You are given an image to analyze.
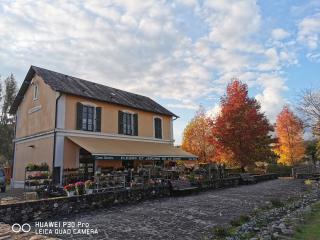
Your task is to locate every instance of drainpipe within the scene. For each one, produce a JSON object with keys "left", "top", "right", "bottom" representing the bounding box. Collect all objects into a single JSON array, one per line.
[
  {"left": 11, "top": 114, "right": 18, "bottom": 188},
  {"left": 52, "top": 92, "right": 62, "bottom": 184}
]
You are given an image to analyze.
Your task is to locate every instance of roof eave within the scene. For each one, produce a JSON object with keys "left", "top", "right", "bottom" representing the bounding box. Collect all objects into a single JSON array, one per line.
[{"left": 9, "top": 66, "right": 36, "bottom": 114}]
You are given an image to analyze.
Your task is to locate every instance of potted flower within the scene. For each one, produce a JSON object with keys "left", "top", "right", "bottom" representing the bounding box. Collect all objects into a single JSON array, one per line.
[
  {"left": 64, "top": 184, "right": 75, "bottom": 197},
  {"left": 85, "top": 180, "right": 95, "bottom": 194},
  {"left": 75, "top": 181, "right": 85, "bottom": 195}
]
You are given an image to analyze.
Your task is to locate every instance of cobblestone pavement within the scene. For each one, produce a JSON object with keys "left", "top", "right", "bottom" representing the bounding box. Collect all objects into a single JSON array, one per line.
[{"left": 53, "top": 179, "right": 307, "bottom": 240}]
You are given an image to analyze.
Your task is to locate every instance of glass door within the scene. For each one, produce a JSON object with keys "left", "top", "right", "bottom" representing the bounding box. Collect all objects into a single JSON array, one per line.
[{"left": 79, "top": 148, "right": 95, "bottom": 180}]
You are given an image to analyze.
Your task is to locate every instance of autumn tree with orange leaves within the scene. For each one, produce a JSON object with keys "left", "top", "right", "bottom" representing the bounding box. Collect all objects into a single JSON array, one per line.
[
  {"left": 182, "top": 106, "right": 214, "bottom": 163},
  {"left": 275, "top": 106, "right": 305, "bottom": 166},
  {"left": 211, "top": 80, "right": 274, "bottom": 170}
]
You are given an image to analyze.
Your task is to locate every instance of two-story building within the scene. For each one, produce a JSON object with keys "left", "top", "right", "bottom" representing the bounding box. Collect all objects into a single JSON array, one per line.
[{"left": 10, "top": 66, "right": 196, "bottom": 187}]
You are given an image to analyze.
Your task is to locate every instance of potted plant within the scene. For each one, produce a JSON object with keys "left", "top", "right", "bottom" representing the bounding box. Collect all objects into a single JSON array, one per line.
[
  {"left": 75, "top": 181, "right": 85, "bottom": 195},
  {"left": 85, "top": 180, "right": 94, "bottom": 194},
  {"left": 64, "top": 184, "right": 75, "bottom": 197}
]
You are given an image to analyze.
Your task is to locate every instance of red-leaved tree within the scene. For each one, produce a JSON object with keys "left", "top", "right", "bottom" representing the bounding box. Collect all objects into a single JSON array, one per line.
[{"left": 211, "top": 80, "right": 274, "bottom": 170}]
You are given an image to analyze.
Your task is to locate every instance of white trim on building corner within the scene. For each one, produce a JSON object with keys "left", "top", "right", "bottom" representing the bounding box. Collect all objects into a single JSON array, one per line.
[
  {"left": 14, "top": 131, "right": 55, "bottom": 143},
  {"left": 14, "top": 128, "right": 174, "bottom": 144},
  {"left": 57, "top": 129, "right": 174, "bottom": 144},
  {"left": 56, "top": 94, "right": 66, "bottom": 129}
]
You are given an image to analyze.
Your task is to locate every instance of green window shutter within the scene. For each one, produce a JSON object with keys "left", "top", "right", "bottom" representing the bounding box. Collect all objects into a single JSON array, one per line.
[
  {"left": 133, "top": 113, "right": 138, "bottom": 136},
  {"left": 118, "top": 111, "right": 124, "bottom": 134},
  {"left": 96, "top": 107, "right": 101, "bottom": 132},
  {"left": 76, "top": 102, "right": 83, "bottom": 130}
]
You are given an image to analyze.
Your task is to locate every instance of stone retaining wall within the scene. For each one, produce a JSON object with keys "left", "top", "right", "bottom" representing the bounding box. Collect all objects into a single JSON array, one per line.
[
  {"left": 253, "top": 173, "right": 278, "bottom": 182},
  {"left": 0, "top": 186, "right": 171, "bottom": 224},
  {"left": 0, "top": 174, "right": 278, "bottom": 224}
]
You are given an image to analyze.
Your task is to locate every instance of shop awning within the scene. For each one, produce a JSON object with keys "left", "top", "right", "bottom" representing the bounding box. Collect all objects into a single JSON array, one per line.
[{"left": 68, "top": 136, "right": 197, "bottom": 161}]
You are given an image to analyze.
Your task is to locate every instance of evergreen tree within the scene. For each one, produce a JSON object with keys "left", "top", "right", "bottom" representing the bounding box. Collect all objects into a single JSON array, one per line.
[
  {"left": 0, "top": 76, "right": 2, "bottom": 104},
  {"left": 1, "top": 74, "right": 17, "bottom": 124},
  {"left": 0, "top": 74, "right": 17, "bottom": 166}
]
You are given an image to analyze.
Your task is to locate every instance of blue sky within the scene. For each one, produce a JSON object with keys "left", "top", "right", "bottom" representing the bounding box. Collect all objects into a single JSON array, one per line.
[{"left": 0, "top": 0, "right": 319, "bottom": 144}]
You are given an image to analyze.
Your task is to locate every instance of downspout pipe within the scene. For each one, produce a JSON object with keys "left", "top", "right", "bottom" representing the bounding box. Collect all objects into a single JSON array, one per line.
[
  {"left": 11, "top": 114, "right": 18, "bottom": 188},
  {"left": 52, "top": 92, "right": 62, "bottom": 185}
]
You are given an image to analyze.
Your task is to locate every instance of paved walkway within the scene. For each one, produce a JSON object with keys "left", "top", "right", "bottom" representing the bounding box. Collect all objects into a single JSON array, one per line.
[
  {"left": 0, "top": 187, "right": 25, "bottom": 203},
  {"left": 55, "top": 178, "right": 307, "bottom": 240}
]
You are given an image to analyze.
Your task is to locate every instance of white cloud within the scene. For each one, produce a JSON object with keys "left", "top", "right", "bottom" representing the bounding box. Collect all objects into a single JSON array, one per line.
[
  {"left": 271, "top": 28, "right": 290, "bottom": 40},
  {"left": 0, "top": 0, "right": 298, "bottom": 128},
  {"left": 257, "top": 48, "right": 280, "bottom": 71},
  {"left": 176, "top": 0, "right": 198, "bottom": 7},
  {"left": 307, "top": 52, "right": 320, "bottom": 62},
  {"left": 206, "top": 104, "right": 221, "bottom": 118},
  {"left": 297, "top": 13, "right": 320, "bottom": 49},
  {"left": 255, "top": 74, "right": 288, "bottom": 122},
  {"left": 203, "top": 0, "right": 261, "bottom": 51},
  {"left": 167, "top": 103, "right": 199, "bottom": 110}
]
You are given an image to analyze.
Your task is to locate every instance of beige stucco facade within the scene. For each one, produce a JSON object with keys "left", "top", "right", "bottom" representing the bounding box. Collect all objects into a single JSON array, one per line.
[
  {"left": 64, "top": 94, "right": 173, "bottom": 140},
  {"left": 15, "top": 74, "right": 57, "bottom": 139},
  {"left": 13, "top": 137, "right": 54, "bottom": 183},
  {"left": 63, "top": 138, "right": 80, "bottom": 169}
]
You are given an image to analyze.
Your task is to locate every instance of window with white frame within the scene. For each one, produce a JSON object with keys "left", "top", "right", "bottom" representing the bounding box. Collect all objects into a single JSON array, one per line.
[
  {"left": 118, "top": 111, "right": 138, "bottom": 136},
  {"left": 154, "top": 117, "right": 162, "bottom": 139},
  {"left": 76, "top": 102, "right": 102, "bottom": 132},
  {"left": 33, "top": 83, "right": 39, "bottom": 100}
]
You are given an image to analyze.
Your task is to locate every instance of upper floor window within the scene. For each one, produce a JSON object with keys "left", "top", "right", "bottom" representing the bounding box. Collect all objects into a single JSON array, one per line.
[
  {"left": 118, "top": 111, "right": 138, "bottom": 136},
  {"left": 154, "top": 117, "right": 162, "bottom": 139},
  {"left": 82, "top": 105, "right": 94, "bottom": 131},
  {"left": 33, "top": 83, "right": 39, "bottom": 100},
  {"left": 76, "top": 102, "right": 101, "bottom": 132}
]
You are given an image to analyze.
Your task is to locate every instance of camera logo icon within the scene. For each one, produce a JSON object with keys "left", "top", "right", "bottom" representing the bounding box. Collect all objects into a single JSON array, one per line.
[{"left": 11, "top": 223, "right": 31, "bottom": 233}]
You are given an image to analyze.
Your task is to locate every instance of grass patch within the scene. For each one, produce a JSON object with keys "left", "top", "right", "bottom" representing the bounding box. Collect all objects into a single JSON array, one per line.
[
  {"left": 230, "top": 215, "right": 250, "bottom": 227},
  {"left": 270, "top": 198, "right": 285, "bottom": 208},
  {"left": 292, "top": 202, "right": 320, "bottom": 240},
  {"left": 212, "top": 226, "right": 229, "bottom": 239},
  {"left": 211, "top": 225, "right": 237, "bottom": 239}
]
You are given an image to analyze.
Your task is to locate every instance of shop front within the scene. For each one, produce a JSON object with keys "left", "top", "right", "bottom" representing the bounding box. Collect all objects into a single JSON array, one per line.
[{"left": 63, "top": 136, "right": 196, "bottom": 185}]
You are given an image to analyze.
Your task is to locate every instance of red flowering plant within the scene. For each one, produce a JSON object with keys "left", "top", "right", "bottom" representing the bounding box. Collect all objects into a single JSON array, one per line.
[
  {"left": 75, "top": 181, "right": 85, "bottom": 195},
  {"left": 64, "top": 184, "right": 75, "bottom": 192}
]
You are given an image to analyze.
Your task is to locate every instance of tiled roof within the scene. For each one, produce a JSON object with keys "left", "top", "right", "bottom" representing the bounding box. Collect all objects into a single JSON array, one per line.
[{"left": 10, "top": 66, "right": 178, "bottom": 117}]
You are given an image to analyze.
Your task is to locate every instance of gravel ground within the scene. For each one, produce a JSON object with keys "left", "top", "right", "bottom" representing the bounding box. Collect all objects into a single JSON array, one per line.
[
  {"left": 0, "top": 187, "right": 25, "bottom": 201},
  {"left": 53, "top": 178, "right": 307, "bottom": 240}
]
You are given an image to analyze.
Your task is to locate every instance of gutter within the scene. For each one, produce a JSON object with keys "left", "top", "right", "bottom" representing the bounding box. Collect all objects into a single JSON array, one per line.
[{"left": 52, "top": 92, "right": 62, "bottom": 184}]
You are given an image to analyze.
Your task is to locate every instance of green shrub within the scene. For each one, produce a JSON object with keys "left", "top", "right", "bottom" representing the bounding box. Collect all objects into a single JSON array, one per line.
[
  {"left": 266, "top": 164, "right": 292, "bottom": 177},
  {"left": 26, "top": 163, "right": 49, "bottom": 171},
  {"left": 212, "top": 226, "right": 229, "bottom": 238}
]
